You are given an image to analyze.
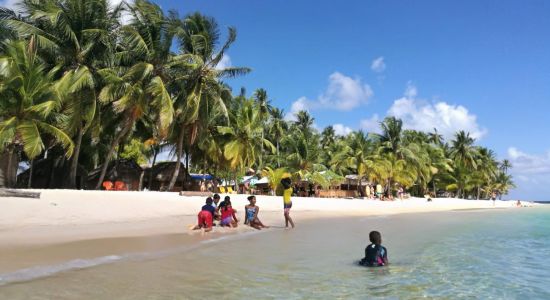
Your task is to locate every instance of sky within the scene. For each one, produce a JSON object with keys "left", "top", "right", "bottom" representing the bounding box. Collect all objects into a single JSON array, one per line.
[{"left": 2, "top": 0, "right": 549, "bottom": 200}]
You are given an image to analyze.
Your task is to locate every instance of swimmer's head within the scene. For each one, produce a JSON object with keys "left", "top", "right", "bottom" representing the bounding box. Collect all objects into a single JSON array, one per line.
[
  {"left": 213, "top": 193, "right": 220, "bottom": 202},
  {"left": 247, "top": 195, "right": 256, "bottom": 204},
  {"left": 369, "top": 231, "right": 382, "bottom": 245}
]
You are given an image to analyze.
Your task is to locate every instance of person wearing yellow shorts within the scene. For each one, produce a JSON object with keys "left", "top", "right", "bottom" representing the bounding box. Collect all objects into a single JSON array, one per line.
[{"left": 281, "top": 175, "right": 295, "bottom": 228}]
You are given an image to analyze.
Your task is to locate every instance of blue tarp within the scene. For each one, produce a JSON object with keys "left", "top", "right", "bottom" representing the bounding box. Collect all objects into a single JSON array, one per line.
[{"left": 190, "top": 174, "right": 213, "bottom": 180}]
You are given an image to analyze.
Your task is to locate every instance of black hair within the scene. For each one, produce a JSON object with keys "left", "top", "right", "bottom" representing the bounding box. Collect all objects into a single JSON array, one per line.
[
  {"left": 206, "top": 197, "right": 213, "bottom": 204},
  {"left": 369, "top": 231, "right": 382, "bottom": 245},
  {"left": 224, "top": 196, "right": 230, "bottom": 201},
  {"left": 213, "top": 193, "right": 220, "bottom": 200},
  {"left": 247, "top": 195, "right": 255, "bottom": 201},
  {"left": 281, "top": 177, "right": 292, "bottom": 189}
]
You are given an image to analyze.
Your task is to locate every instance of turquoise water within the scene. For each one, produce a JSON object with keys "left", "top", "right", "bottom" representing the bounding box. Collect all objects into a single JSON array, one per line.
[{"left": 1, "top": 207, "right": 549, "bottom": 299}]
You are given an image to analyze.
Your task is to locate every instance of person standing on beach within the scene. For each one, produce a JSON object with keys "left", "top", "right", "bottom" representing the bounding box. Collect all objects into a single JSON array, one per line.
[{"left": 280, "top": 175, "right": 295, "bottom": 228}]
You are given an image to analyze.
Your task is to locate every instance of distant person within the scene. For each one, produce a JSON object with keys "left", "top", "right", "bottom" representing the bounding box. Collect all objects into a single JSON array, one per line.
[
  {"left": 200, "top": 181, "right": 206, "bottom": 192},
  {"left": 376, "top": 184, "right": 383, "bottom": 199},
  {"left": 245, "top": 195, "right": 268, "bottom": 230},
  {"left": 365, "top": 185, "right": 371, "bottom": 199},
  {"left": 516, "top": 200, "right": 522, "bottom": 207},
  {"left": 359, "top": 231, "right": 389, "bottom": 267},
  {"left": 398, "top": 186, "right": 404, "bottom": 201},
  {"left": 220, "top": 198, "right": 239, "bottom": 227},
  {"left": 281, "top": 176, "right": 295, "bottom": 229},
  {"left": 193, "top": 197, "right": 215, "bottom": 232},
  {"left": 207, "top": 181, "right": 213, "bottom": 192}
]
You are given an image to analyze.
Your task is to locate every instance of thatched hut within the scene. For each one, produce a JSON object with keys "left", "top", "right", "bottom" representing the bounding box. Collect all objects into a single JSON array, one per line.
[
  {"left": 17, "top": 158, "right": 88, "bottom": 189},
  {"left": 86, "top": 159, "right": 143, "bottom": 191},
  {"left": 142, "top": 162, "right": 189, "bottom": 192}
]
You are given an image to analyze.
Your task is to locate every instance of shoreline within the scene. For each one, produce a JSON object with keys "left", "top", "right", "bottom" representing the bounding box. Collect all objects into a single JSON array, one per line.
[{"left": 0, "top": 189, "right": 534, "bottom": 274}]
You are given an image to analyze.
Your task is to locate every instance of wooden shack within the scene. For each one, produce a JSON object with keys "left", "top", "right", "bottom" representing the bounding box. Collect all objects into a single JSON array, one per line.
[
  {"left": 86, "top": 159, "right": 143, "bottom": 191},
  {"left": 142, "top": 162, "right": 189, "bottom": 192}
]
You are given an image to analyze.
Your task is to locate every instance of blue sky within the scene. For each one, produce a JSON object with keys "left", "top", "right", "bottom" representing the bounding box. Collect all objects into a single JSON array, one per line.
[{"left": 3, "top": 0, "right": 549, "bottom": 200}]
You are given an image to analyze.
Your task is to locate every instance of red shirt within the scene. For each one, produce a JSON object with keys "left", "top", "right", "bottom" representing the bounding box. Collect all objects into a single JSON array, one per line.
[{"left": 220, "top": 206, "right": 235, "bottom": 220}]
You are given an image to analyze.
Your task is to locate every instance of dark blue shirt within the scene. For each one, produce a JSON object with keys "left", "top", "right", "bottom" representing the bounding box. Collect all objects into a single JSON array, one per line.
[
  {"left": 361, "top": 244, "right": 388, "bottom": 267},
  {"left": 201, "top": 204, "right": 215, "bottom": 217}
]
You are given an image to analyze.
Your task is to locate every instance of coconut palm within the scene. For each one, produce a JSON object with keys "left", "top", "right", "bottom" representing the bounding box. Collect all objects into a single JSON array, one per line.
[
  {"left": 253, "top": 88, "right": 271, "bottom": 171},
  {"left": 4, "top": 0, "right": 122, "bottom": 188},
  {"left": 0, "top": 40, "right": 74, "bottom": 187},
  {"left": 217, "top": 98, "right": 275, "bottom": 182},
  {"left": 267, "top": 107, "right": 287, "bottom": 167},
  {"left": 450, "top": 131, "right": 478, "bottom": 170},
  {"left": 94, "top": 0, "right": 179, "bottom": 189},
  {"left": 500, "top": 159, "right": 512, "bottom": 174},
  {"left": 166, "top": 12, "right": 251, "bottom": 191}
]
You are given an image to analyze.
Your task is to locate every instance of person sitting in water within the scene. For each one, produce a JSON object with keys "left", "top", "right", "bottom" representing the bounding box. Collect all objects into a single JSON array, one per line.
[
  {"left": 192, "top": 197, "right": 216, "bottom": 232},
  {"left": 212, "top": 193, "right": 221, "bottom": 220},
  {"left": 220, "top": 197, "right": 239, "bottom": 227},
  {"left": 360, "top": 231, "right": 389, "bottom": 267},
  {"left": 244, "top": 195, "right": 268, "bottom": 230}
]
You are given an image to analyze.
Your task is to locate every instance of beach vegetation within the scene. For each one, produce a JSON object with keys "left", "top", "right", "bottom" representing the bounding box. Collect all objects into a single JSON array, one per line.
[{"left": 0, "top": 0, "right": 514, "bottom": 198}]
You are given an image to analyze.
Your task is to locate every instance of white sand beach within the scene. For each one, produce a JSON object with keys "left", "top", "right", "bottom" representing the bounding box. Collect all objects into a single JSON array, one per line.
[{"left": 0, "top": 189, "right": 524, "bottom": 248}]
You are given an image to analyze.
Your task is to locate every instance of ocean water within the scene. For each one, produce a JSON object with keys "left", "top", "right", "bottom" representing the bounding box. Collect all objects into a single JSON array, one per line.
[{"left": 1, "top": 207, "right": 549, "bottom": 299}]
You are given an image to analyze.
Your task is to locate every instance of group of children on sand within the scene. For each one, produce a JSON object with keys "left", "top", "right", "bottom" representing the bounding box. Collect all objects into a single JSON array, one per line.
[
  {"left": 193, "top": 178, "right": 388, "bottom": 267},
  {"left": 193, "top": 194, "right": 239, "bottom": 232}
]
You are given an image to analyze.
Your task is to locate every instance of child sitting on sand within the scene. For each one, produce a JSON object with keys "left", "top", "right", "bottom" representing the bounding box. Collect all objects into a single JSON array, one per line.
[
  {"left": 244, "top": 196, "right": 268, "bottom": 230},
  {"left": 220, "top": 197, "right": 239, "bottom": 227},
  {"left": 192, "top": 197, "right": 215, "bottom": 232},
  {"left": 359, "top": 231, "right": 388, "bottom": 267}
]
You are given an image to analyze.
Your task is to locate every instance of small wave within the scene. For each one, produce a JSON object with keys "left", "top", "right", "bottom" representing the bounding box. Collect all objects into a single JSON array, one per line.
[
  {"left": 0, "top": 255, "right": 122, "bottom": 286},
  {"left": 0, "top": 229, "right": 264, "bottom": 286}
]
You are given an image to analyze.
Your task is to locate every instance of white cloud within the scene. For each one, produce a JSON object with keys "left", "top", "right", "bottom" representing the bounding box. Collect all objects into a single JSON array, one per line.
[
  {"left": 0, "top": 0, "right": 21, "bottom": 11},
  {"left": 215, "top": 54, "right": 232, "bottom": 70},
  {"left": 333, "top": 124, "right": 353, "bottom": 136},
  {"left": 359, "top": 114, "right": 382, "bottom": 134},
  {"left": 285, "top": 96, "right": 309, "bottom": 121},
  {"left": 386, "top": 83, "right": 486, "bottom": 140},
  {"left": 507, "top": 148, "right": 550, "bottom": 176},
  {"left": 371, "top": 56, "right": 386, "bottom": 73},
  {"left": 505, "top": 147, "right": 550, "bottom": 200},
  {"left": 287, "top": 72, "right": 373, "bottom": 119}
]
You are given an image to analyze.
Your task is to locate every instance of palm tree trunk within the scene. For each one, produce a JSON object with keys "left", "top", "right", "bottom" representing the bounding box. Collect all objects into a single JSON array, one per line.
[
  {"left": 69, "top": 128, "right": 84, "bottom": 189},
  {"left": 259, "top": 130, "right": 264, "bottom": 171},
  {"left": 138, "top": 170, "right": 145, "bottom": 191},
  {"left": 147, "top": 147, "right": 158, "bottom": 190},
  {"left": 6, "top": 147, "right": 13, "bottom": 188},
  {"left": 167, "top": 124, "right": 185, "bottom": 192},
  {"left": 276, "top": 140, "right": 280, "bottom": 168},
  {"left": 6, "top": 147, "right": 16, "bottom": 188},
  {"left": 95, "top": 124, "right": 130, "bottom": 190},
  {"left": 28, "top": 159, "right": 34, "bottom": 188}
]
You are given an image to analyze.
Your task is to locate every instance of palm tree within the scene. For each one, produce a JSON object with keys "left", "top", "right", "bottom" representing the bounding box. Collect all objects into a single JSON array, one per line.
[
  {"left": 5, "top": 0, "right": 123, "bottom": 188},
  {"left": 375, "top": 116, "right": 403, "bottom": 155},
  {"left": 94, "top": 0, "right": 178, "bottom": 189},
  {"left": 253, "top": 88, "right": 271, "bottom": 171},
  {"left": 500, "top": 159, "right": 512, "bottom": 174},
  {"left": 294, "top": 110, "right": 315, "bottom": 138},
  {"left": 167, "top": 12, "right": 251, "bottom": 191},
  {"left": 450, "top": 131, "right": 478, "bottom": 170},
  {"left": 0, "top": 40, "right": 74, "bottom": 187},
  {"left": 217, "top": 98, "right": 274, "bottom": 184},
  {"left": 268, "top": 107, "right": 287, "bottom": 167},
  {"left": 428, "top": 128, "right": 444, "bottom": 146}
]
